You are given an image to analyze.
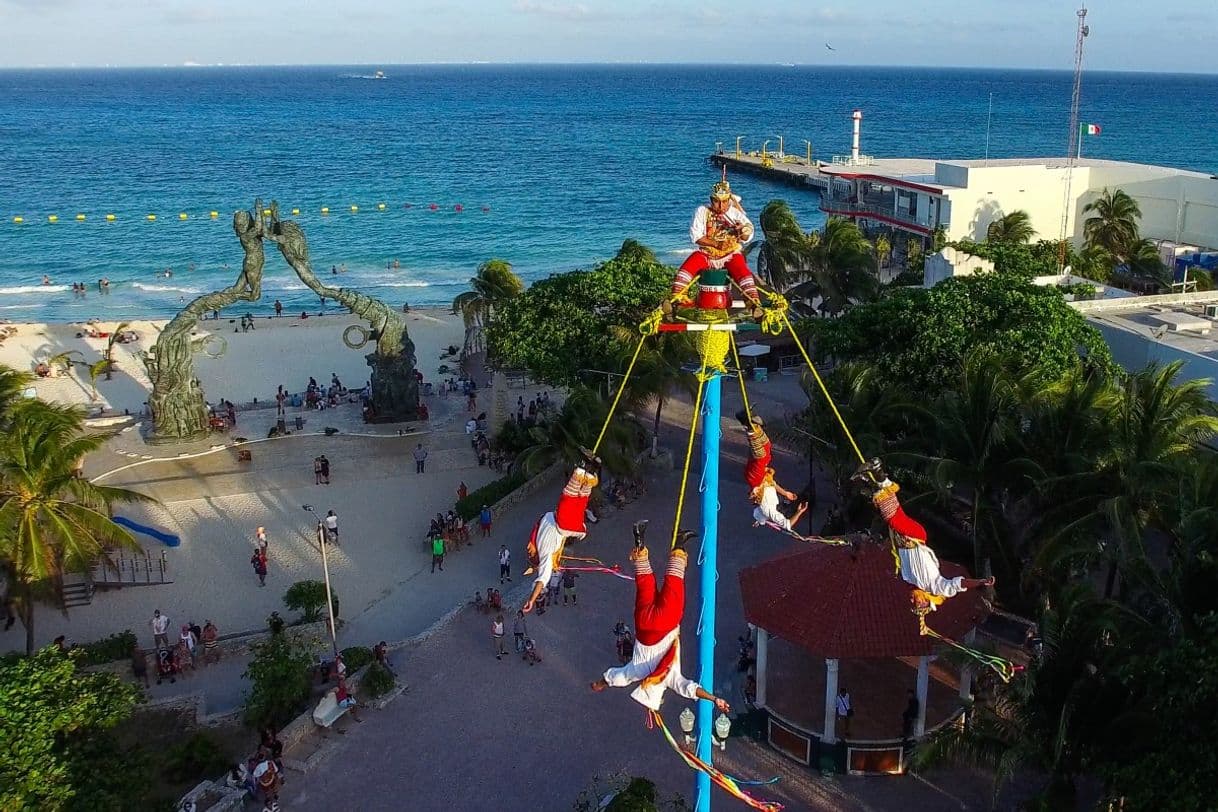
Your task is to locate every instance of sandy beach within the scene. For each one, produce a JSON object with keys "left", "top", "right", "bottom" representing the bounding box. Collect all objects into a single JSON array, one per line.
[{"left": 0, "top": 306, "right": 467, "bottom": 415}]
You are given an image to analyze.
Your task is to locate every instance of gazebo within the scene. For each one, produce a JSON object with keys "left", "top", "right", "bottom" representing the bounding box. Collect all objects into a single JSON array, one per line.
[{"left": 738, "top": 540, "right": 989, "bottom": 774}]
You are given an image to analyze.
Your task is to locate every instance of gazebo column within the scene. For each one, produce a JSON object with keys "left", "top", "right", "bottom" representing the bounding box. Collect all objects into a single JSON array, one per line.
[
  {"left": 914, "top": 655, "right": 932, "bottom": 738},
  {"left": 959, "top": 629, "right": 976, "bottom": 701},
  {"left": 822, "top": 658, "right": 840, "bottom": 742},
  {"left": 755, "top": 627, "right": 768, "bottom": 708}
]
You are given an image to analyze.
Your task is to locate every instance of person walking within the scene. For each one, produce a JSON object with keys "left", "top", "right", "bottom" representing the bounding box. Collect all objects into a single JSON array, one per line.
[
  {"left": 313, "top": 456, "right": 323, "bottom": 485},
  {"left": 457, "top": 481, "right": 468, "bottom": 501},
  {"left": 430, "top": 533, "right": 445, "bottom": 573},
  {"left": 512, "top": 610, "right": 527, "bottom": 653},
  {"left": 836, "top": 689, "right": 853, "bottom": 737},
  {"left": 498, "top": 544, "right": 511, "bottom": 584},
  {"left": 479, "top": 504, "right": 492, "bottom": 537},
  {"left": 492, "top": 614, "right": 507, "bottom": 660},
  {"left": 201, "top": 620, "right": 220, "bottom": 664},
  {"left": 324, "top": 510, "right": 339, "bottom": 544},
  {"left": 562, "top": 569, "right": 579, "bottom": 605},
  {"left": 413, "top": 443, "right": 428, "bottom": 474},
  {"left": 150, "top": 609, "right": 170, "bottom": 649},
  {"left": 319, "top": 455, "right": 331, "bottom": 484},
  {"left": 252, "top": 548, "right": 268, "bottom": 586}
]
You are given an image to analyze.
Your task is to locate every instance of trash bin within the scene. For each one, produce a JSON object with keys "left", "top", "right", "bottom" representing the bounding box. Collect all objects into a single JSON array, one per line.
[{"left": 295, "top": 416, "right": 304, "bottom": 430}]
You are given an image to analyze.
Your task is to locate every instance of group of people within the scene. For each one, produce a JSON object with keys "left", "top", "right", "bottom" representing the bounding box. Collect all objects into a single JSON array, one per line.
[
  {"left": 489, "top": 609, "right": 542, "bottom": 664},
  {"left": 224, "top": 727, "right": 286, "bottom": 811},
  {"left": 70, "top": 278, "right": 111, "bottom": 296},
  {"left": 513, "top": 392, "right": 553, "bottom": 426},
  {"left": 140, "top": 610, "right": 220, "bottom": 686}
]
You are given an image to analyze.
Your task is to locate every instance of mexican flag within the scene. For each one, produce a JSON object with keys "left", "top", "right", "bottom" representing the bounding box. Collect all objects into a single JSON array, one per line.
[{"left": 1084, "top": 123, "right": 1102, "bottom": 135}]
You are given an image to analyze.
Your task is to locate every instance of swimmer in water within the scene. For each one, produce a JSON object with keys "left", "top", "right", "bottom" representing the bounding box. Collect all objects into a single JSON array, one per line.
[{"left": 42, "top": 275, "right": 51, "bottom": 286}]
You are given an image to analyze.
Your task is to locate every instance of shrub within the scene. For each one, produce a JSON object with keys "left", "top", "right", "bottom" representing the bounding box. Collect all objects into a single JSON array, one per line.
[
  {"left": 455, "top": 472, "right": 526, "bottom": 520},
  {"left": 162, "top": 733, "right": 230, "bottom": 782},
  {"left": 75, "top": 629, "right": 138, "bottom": 665},
  {"left": 283, "top": 580, "right": 339, "bottom": 623},
  {"left": 361, "top": 662, "right": 395, "bottom": 698},
  {"left": 340, "top": 646, "right": 372, "bottom": 672},
  {"left": 242, "top": 634, "right": 314, "bottom": 729}
]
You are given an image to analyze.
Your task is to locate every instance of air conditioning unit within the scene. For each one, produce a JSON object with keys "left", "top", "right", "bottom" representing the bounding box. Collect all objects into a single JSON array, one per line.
[{"left": 1205, "top": 304, "right": 1218, "bottom": 319}]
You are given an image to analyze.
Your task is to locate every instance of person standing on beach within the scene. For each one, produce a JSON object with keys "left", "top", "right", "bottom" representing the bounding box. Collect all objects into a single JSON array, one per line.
[
  {"left": 150, "top": 609, "right": 170, "bottom": 649},
  {"left": 274, "top": 299, "right": 283, "bottom": 317},
  {"left": 319, "top": 455, "right": 331, "bottom": 484},
  {"left": 413, "top": 443, "right": 428, "bottom": 474},
  {"left": 498, "top": 544, "right": 511, "bottom": 583},
  {"left": 431, "top": 534, "right": 445, "bottom": 573}
]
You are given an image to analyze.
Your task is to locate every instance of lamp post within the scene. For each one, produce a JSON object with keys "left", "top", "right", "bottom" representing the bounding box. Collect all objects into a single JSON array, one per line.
[
  {"left": 735, "top": 135, "right": 745, "bottom": 158},
  {"left": 302, "top": 505, "right": 339, "bottom": 658},
  {"left": 776, "top": 136, "right": 784, "bottom": 159},
  {"left": 713, "top": 712, "right": 732, "bottom": 751},
  {"left": 761, "top": 140, "right": 770, "bottom": 160},
  {"left": 803, "top": 140, "right": 813, "bottom": 166},
  {"left": 715, "top": 141, "right": 723, "bottom": 155}
]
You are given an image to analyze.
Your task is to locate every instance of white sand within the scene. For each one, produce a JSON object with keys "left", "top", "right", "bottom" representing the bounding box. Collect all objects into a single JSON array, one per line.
[{"left": 0, "top": 307, "right": 466, "bottom": 415}]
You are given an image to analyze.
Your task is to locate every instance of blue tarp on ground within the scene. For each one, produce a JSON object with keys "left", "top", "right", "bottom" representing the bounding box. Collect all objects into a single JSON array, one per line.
[{"left": 112, "top": 515, "right": 181, "bottom": 547}]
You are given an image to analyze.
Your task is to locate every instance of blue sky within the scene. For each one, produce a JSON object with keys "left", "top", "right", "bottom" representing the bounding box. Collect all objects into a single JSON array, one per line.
[{"left": 0, "top": 0, "right": 1214, "bottom": 73}]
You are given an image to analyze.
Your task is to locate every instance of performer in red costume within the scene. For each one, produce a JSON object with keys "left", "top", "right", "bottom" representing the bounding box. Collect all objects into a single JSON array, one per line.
[
  {"left": 522, "top": 448, "right": 601, "bottom": 613},
  {"left": 590, "top": 521, "right": 731, "bottom": 713},
  {"left": 859, "top": 461, "right": 994, "bottom": 612},
  {"left": 664, "top": 170, "right": 763, "bottom": 318},
  {"left": 737, "top": 411, "right": 807, "bottom": 532}
]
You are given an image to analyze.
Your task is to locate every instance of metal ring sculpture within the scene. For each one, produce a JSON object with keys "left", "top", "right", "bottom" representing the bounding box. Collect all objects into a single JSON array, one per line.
[{"left": 342, "top": 324, "right": 370, "bottom": 349}]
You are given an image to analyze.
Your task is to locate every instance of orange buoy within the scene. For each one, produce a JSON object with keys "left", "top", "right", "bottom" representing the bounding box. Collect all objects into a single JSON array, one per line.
[
  {"left": 454, "top": 204, "right": 464, "bottom": 212},
  {"left": 428, "top": 203, "right": 438, "bottom": 211}
]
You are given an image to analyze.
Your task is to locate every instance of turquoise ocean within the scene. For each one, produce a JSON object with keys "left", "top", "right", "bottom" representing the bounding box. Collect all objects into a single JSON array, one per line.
[{"left": 1, "top": 65, "right": 1216, "bottom": 321}]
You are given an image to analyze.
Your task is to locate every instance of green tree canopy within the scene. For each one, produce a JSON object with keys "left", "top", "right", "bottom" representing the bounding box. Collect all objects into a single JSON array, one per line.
[
  {"left": 487, "top": 243, "right": 671, "bottom": 386},
  {"left": 811, "top": 273, "right": 1113, "bottom": 392},
  {"left": 451, "top": 258, "right": 525, "bottom": 330},
  {"left": 1084, "top": 188, "right": 1142, "bottom": 263},
  {"left": 985, "top": 210, "right": 1036, "bottom": 244},
  {"left": 0, "top": 646, "right": 141, "bottom": 810}
]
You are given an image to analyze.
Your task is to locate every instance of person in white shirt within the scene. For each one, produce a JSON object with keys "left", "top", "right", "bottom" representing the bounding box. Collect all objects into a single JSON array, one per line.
[
  {"left": 523, "top": 448, "right": 600, "bottom": 613},
  {"left": 179, "top": 624, "right": 197, "bottom": 664},
  {"left": 736, "top": 411, "right": 807, "bottom": 533},
  {"left": 665, "top": 170, "right": 762, "bottom": 317},
  {"left": 323, "top": 510, "right": 339, "bottom": 543},
  {"left": 150, "top": 609, "right": 170, "bottom": 649},
  {"left": 498, "top": 545, "right": 511, "bottom": 584},
  {"left": 836, "top": 689, "right": 853, "bottom": 736},
  {"left": 590, "top": 522, "right": 731, "bottom": 714}
]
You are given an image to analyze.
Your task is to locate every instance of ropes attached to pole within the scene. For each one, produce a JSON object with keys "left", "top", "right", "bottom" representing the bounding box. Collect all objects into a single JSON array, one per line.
[
  {"left": 670, "top": 367, "right": 706, "bottom": 551},
  {"left": 650, "top": 710, "right": 783, "bottom": 812}
]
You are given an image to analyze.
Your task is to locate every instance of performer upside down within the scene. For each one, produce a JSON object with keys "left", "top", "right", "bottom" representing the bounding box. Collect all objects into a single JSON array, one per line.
[
  {"left": 522, "top": 448, "right": 600, "bottom": 613},
  {"left": 860, "top": 461, "right": 994, "bottom": 613},
  {"left": 591, "top": 521, "right": 731, "bottom": 713},
  {"left": 738, "top": 411, "right": 807, "bottom": 533},
  {"left": 664, "top": 171, "right": 763, "bottom": 319}
]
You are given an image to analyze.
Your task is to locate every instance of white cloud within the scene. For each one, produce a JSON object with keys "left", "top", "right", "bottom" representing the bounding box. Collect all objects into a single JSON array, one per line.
[{"left": 512, "top": 1, "right": 604, "bottom": 22}]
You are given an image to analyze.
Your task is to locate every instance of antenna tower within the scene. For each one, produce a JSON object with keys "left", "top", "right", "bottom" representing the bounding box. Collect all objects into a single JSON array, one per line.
[{"left": 1058, "top": 5, "right": 1089, "bottom": 271}]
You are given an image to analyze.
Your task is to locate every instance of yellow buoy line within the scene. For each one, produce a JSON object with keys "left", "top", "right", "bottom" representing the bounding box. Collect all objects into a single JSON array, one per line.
[{"left": 9, "top": 201, "right": 491, "bottom": 225}]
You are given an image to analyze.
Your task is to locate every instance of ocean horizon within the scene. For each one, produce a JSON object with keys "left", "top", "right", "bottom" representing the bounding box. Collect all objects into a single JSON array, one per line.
[{"left": 2, "top": 64, "right": 1216, "bottom": 322}]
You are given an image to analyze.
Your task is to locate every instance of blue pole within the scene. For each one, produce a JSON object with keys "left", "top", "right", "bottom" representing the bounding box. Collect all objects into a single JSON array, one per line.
[{"left": 695, "top": 371, "right": 722, "bottom": 812}]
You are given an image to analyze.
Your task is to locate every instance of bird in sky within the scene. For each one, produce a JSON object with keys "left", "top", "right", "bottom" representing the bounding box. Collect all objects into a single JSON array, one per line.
[{"left": 825, "top": 43, "right": 836, "bottom": 51}]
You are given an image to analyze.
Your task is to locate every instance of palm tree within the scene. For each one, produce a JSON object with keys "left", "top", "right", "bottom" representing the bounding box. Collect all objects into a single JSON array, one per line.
[
  {"left": 1156, "top": 451, "right": 1218, "bottom": 634},
  {"left": 1041, "top": 362, "right": 1218, "bottom": 598},
  {"left": 0, "top": 400, "right": 151, "bottom": 653},
  {"left": 513, "top": 386, "right": 641, "bottom": 479},
  {"left": 610, "top": 328, "right": 696, "bottom": 458},
  {"left": 894, "top": 353, "right": 1028, "bottom": 577},
  {"left": 1083, "top": 188, "right": 1142, "bottom": 262},
  {"left": 985, "top": 210, "right": 1036, "bottom": 244},
  {"left": 916, "top": 583, "right": 1144, "bottom": 809},
  {"left": 743, "top": 200, "right": 810, "bottom": 292},
  {"left": 0, "top": 366, "right": 31, "bottom": 421},
  {"left": 86, "top": 359, "right": 110, "bottom": 402},
  {"left": 103, "top": 322, "right": 130, "bottom": 380},
  {"left": 873, "top": 232, "right": 892, "bottom": 277},
  {"left": 451, "top": 259, "right": 524, "bottom": 354},
  {"left": 44, "top": 350, "right": 82, "bottom": 379},
  {"left": 787, "top": 217, "right": 875, "bottom": 315}
]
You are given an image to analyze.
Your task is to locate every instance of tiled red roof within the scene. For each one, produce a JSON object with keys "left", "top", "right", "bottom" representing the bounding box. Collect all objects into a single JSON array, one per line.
[{"left": 738, "top": 541, "right": 989, "bottom": 659}]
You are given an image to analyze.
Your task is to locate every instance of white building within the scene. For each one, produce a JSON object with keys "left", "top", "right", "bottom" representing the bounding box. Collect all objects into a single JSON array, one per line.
[{"left": 819, "top": 157, "right": 1218, "bottom": 251}]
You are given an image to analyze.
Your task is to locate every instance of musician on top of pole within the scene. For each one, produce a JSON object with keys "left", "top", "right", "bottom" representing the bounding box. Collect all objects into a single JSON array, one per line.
[{"left": 664, "top": 169, "right": 763, "bottom": 320}]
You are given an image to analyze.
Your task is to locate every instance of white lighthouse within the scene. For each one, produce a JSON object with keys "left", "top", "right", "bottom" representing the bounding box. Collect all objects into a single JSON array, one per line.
[{"left": 851, "top": 109, "right": 862, "bottom": 164}]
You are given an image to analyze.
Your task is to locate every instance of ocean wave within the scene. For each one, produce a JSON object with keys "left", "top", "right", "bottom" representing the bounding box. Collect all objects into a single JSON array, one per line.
[
  {"left": 372, "top": 281, "right": 431, "bottom": 288},
  {"left": 0, "top": 303, "right": 40, "bottom": 310},
  {"left": 131, "top": 282, "right": 203, "bottom": 294},
  {"left": 0, "top": 284, "right": 70, "bottom": 295}
]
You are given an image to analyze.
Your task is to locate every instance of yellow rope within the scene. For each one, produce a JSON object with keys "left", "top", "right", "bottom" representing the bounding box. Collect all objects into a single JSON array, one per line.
[
  {"left": 728, "top": 332, "right": 754, "bottom": 428},
  {"left": 778, "top": 310, "right": 868, "bottom": 468},
  {"left": 592, "top": 334, "right": 647, "bottom": 455},
  {"left": 670, "top": 366, "right": 706, "bottom": 550}
]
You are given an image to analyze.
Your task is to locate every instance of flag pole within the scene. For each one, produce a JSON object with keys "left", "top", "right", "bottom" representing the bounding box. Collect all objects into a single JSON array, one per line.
[{"left": 1077, "top": 123, "right": 1083, "bottom": 160}]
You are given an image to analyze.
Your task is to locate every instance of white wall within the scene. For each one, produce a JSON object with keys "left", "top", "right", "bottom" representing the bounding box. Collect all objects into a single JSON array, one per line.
[
  {"left": 936, "top": 164, "right": 1079, "bottom": 244},
  {"left": 1090, "top": 319, "right": 1218, "bottom": 401}
]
